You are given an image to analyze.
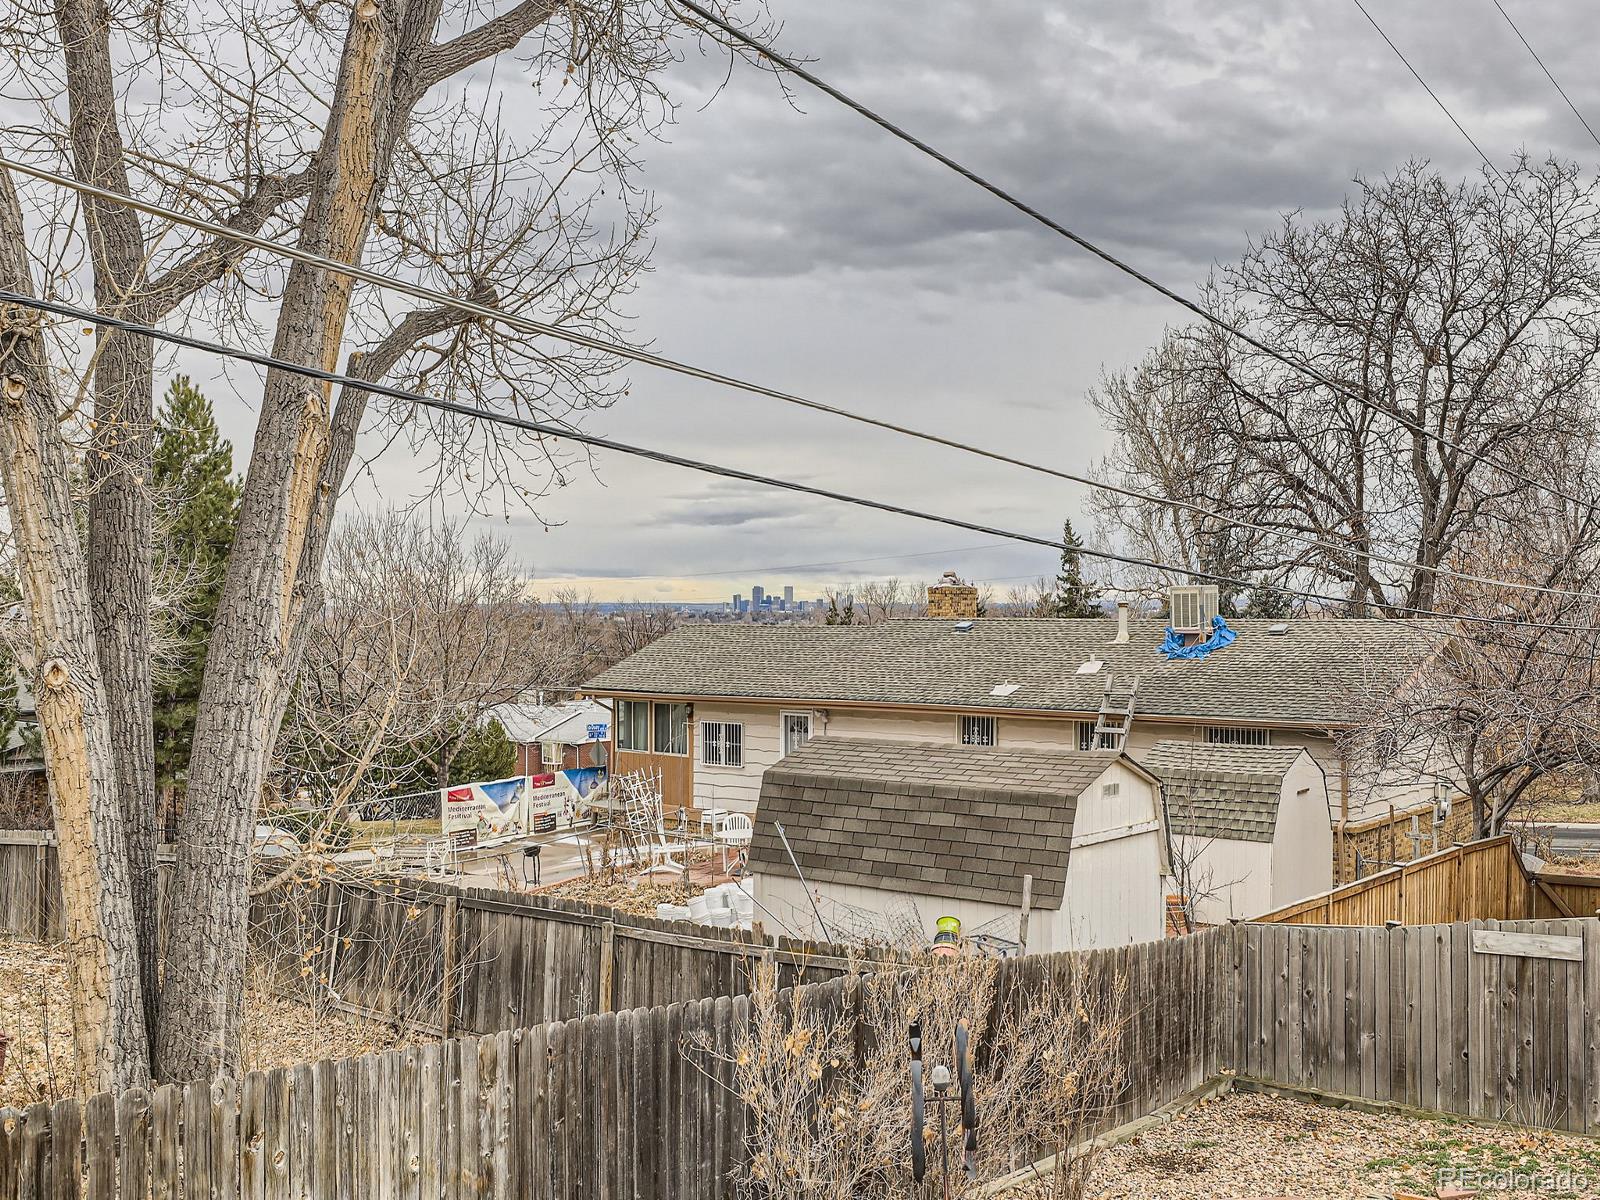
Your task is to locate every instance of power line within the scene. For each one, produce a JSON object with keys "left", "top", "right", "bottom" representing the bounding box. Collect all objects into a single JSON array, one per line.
[
  {"left": 3, "top": 285, "right": 1594, "bottom": 636},
  {"left": 1490, "top": 0, "right": 1600, "bottom": 152},
  {"left": 1348, "top": 0, "right": 1507, "bottom": 182},
  {"left": 2, "top": 158, "right": 1590, "bottom": 605},
  {"left": 667, "top": 0, "right": 1584, "bottom": 511}
]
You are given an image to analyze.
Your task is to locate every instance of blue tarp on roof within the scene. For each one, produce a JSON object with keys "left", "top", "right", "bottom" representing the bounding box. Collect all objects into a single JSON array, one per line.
[{"left": 1158, "top": 614, "right": 1237, "bottom": 660}]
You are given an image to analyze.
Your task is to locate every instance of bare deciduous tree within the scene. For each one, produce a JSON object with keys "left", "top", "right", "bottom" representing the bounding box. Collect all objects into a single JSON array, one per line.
[
  {"left": 1345, "top": 487, "right": 1600, "bottom": 836},
  {"left": 1090, "top": 159, "right": 1600, "bottom": 615},
  {"left": 0, "top": 170, "right": 148, "bottom": 1090},
  {"left": 0, "top": 0, "right": 767, "bottom": 1084},
  {"left": 275, "top": 512, "right": 533, "bottom": 814}
]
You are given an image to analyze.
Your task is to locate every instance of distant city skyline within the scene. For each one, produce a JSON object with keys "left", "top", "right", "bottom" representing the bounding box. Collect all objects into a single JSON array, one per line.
[{"left": 526, "top": 564, "right": 1050, "bottom": 605}]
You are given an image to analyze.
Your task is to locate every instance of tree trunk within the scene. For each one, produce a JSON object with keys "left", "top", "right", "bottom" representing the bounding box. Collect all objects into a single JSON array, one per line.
[
  {"left": 157, "top": 0, "right": 562, "bottom": 1082},
  {"left": 0, "top": 170, "right": 150, "bottom": 1092},
  {"left": 155, "top": 0, "right": 434, "bottom": 1083},
  {"left": 53, "top": 0, "right": 160, "bottom": 1058}
]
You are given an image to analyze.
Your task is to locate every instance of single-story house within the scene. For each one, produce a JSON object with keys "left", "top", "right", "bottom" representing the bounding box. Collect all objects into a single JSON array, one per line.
[
  {"left": 748, "top": 737, "right": 1170, "bottom": 953},
  {"left": 485, "top": 697, "right": 609, "bottom": 781},
  {"left": 1137, "top": 740, "right": 1332, "bottom": 924},
  {"left": 582, "top": 583, "right": 1451, "bottom": 877}
]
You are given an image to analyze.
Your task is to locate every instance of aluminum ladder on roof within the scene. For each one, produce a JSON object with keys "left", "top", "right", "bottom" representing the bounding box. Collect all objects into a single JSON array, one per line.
[{"left": 1092, "top": 674, "right": 1140, "bottom": 750}]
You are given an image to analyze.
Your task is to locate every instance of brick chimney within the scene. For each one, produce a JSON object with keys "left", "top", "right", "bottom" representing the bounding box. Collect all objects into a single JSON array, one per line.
[{"left": 927, "top": 571, "right": 980, "bottom": 620}]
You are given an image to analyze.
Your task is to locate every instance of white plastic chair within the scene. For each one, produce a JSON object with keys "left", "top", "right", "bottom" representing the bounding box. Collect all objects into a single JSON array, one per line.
[{"left": 715, "top": 813, "right": 753, "bottom": 872}]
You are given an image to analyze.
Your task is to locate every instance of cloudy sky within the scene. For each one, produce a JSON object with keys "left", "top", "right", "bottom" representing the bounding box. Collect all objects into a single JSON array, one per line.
[{"left": 202, "top": 1, "right": 1600, "bottom": 601}]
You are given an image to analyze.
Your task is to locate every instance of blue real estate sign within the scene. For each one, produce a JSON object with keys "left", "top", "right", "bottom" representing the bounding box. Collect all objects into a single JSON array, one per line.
[{"left": 586, "top": 723, "right": 609, "bottom": 741}]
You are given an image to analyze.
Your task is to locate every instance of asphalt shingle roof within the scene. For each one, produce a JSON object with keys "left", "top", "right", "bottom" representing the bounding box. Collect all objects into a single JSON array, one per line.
[
  {"left": 1138, "top": 740, "right": 1316, "bottom": 843},
  {"left": 583, "top": 617, "right": 1435, "bottom": 727},
  {"left": 486, "top": 699, "right": 608, "bottom": 745},
  {"left": 747, "top": 737, "right": 1126, "bottom": 909}
]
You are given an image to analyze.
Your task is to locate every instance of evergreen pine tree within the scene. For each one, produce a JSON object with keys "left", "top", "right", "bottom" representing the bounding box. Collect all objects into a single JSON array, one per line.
[
  {"left": 448, "top": 718, "right": 519, "bottom": 784},
  {"left": 151, "top": 377, "right": 241, "bottom": 807},
  {"left": 1050, "top": 518, "right": 1101, "bottom": 617}
]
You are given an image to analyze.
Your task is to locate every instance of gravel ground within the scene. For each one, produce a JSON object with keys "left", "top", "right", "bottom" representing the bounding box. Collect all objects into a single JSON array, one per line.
[
  {"left": 1002, "top": 1090, "right": 1600, "bottom": 1199},
  {"left": 0, "top": 938, "right": 407, "bottom": 1107}
]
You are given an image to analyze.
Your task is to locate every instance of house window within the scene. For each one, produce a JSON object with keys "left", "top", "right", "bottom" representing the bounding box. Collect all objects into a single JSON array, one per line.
[
  {"left": 702, "top": 721, "right": 744, "bottom": 768},
  {"left": 1204, "top": 726, "right": 1271, "bottom": 747},
  {"left": 617, "top": 700, "right": 649, "bottom": 751},
  {"left": 653, "top": 702, "right": 689, "bottom": 756},
  {"left": 781, "top": 711, "right": 812, "bottom": 757},
  {"left": 959, "top": 715, "right": 997, "bottom": 746},
  {"left": 541, "top": 741, "right": 562, "bottom": 767},
  {"left": 1076, "top": 720, "right": 1117, "bottom": 751}
]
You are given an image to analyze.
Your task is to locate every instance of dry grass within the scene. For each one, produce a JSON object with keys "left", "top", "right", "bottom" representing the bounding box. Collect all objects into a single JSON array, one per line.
[
  {"left": 1000, "top": 1090, "right": 1600, "bottom": 1199},
  {"left": 0, "top": 937, "right": 409, "bottom": 1107},
  {"left": 693, "top": 958, "right": 1127, "bottom": 1200}
]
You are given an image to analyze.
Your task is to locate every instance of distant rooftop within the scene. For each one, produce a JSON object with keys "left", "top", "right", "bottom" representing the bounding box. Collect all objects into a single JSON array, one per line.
[{"left": 582, "top": 617, "right": 1438, "bottom": 727}]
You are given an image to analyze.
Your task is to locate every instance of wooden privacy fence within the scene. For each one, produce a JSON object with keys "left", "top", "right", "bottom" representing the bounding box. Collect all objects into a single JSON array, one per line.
[
  {"left": 0, "top": 927, "right": 1233, "bottom": 1200},
  {"left": 0, "top": 832, "right": 59, "bottom": 941},
  {"left": 1231, "top": 918, "right": 1599, "bottom": 1133},
  {"left": 248, "top": 875, "right": 901, "bottom": 1037},
  {"left": 1255, "top": 834, "right": 1600, "bottom": 925},
  {"left": 2, "top": 918, "right": 1598, "bottom": 1197}
]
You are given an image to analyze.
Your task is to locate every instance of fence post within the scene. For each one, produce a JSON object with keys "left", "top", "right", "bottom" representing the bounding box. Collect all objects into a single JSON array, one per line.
[
  {"left": 440, "top": 893, "right": 459, "bottom": 1037},
  {"left": 1018, "top": 875, "right": 1033, "bottom": 955},
  {"left": 34, "top": 841, "right": 47, "bottom": 940},
  {"left": 599, "top": 920, "right": 616, "bottom": 1013}
]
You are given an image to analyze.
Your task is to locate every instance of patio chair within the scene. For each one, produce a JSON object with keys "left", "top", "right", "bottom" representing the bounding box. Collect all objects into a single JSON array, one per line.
[{"left": 715, "top": 812, "right": 753, "bottom": 873}]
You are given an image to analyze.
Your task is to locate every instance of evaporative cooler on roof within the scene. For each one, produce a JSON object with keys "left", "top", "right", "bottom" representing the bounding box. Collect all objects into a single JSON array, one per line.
[{"left": 1167, "top": 584, "right": 1220, "bottom": 634}]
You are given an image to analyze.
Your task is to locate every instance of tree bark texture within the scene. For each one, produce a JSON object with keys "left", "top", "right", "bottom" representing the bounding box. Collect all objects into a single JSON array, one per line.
[
  {"left": 53, "top": 0, "right": 160, "bottom": 1055},
  {"left": 157, "top": 0, "right": 562, "bottom": 1082},
  {"left": 0, "top": 169, "right": 150, "bottom": 1092}
]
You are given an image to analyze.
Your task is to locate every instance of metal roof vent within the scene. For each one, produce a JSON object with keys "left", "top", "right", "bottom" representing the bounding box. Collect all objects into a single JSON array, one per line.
[
  {"left": 1076, "top": 658, "right": 1104, "bottom": 675},
  {"left": 953, "top": 620, "right": 975, "bottom": 633},
  {"left": 1267, "top": 623, "right": 1289, "bottom": 636},
  {"left": 990, "top": 683, "right": 1019, "bottom": 697}
]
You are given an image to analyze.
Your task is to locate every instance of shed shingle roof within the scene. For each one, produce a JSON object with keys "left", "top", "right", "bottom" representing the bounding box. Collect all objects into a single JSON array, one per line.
[
  {"left": 1137, "top": 740, "right": 1318, "bottom": 843},
  {"left": 748, "top": 737, "right": 1125, "bottom": 909},
  {"left": 583, "top": 617, "right": 1434, "bottom": 727}
]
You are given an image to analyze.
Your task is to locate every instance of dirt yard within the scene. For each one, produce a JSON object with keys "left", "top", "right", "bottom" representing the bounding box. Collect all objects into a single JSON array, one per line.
[
  {"left": 1002, "top": 1089, "right": 1600, "bottom": 1199},
  {"left": 0, "top": 938, "right": 409, "bottom": 1107}
]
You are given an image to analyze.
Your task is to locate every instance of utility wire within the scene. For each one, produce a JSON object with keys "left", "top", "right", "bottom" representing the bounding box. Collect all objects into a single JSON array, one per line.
[
  {"left": 2, "top": 286, "right": 1594, "bottom": 636},
  {"left": 666, "top": 0, "right": 1584, "bottom": 511},
  {"left": 1490, "top": 0, "right": 1600, "bottom": 152},
  {"left": 0, "top": 157, "right": 1590, "bottom": 605},
  {"left": 1348, "top": 0, "right": 1508, "bottom": 182}
]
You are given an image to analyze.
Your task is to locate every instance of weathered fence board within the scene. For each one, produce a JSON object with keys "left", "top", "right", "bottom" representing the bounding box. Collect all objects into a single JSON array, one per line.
[
  {"left": 1256, "top": 835, "right": 1600, "bottom": 926},
  {"left": 0, "top": 926, "right": 1239, "bottom": 1200}
]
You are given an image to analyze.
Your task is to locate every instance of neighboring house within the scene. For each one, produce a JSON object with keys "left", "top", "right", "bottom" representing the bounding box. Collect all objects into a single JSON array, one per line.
[
  {"left": 582, "top": 583, "right": 1449, "bottom": 851},
  {"left": 486, "top": 697, "right": 610, "bottom": 778},
  {"left": 748, "top": 738, "right": 1170, "bottom": 952},
  {"left": 1138, "top": 741, "right": 1332, "bottom": 923}
]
